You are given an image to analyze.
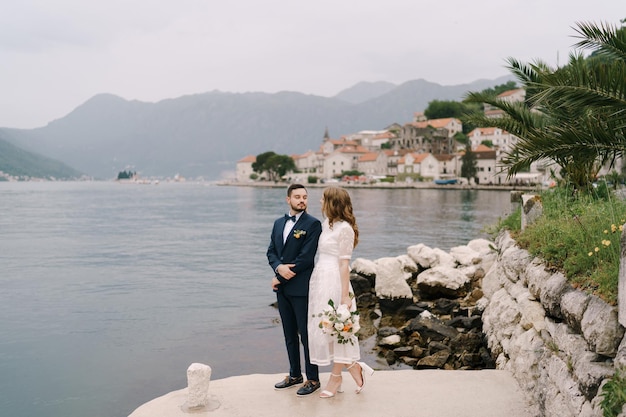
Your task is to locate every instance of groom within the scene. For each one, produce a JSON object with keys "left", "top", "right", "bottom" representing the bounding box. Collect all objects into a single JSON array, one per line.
[{"left": 267, "top": 183, "right": 322, "bottom": 396}]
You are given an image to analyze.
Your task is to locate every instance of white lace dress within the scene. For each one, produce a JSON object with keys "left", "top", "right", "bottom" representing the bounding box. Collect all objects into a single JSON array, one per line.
[{"left": 308, "top": 219, "right": 360, "bottom": 366}]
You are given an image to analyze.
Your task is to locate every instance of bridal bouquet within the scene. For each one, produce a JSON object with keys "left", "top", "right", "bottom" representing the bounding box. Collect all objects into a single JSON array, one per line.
[{"left": 315, "top": 298, "right": 360, "bottom": 345}]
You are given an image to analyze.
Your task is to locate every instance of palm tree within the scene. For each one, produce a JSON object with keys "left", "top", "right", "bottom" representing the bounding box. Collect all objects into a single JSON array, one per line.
[{"left": 464, "top": 20, "right": 626, "bottom": 191}]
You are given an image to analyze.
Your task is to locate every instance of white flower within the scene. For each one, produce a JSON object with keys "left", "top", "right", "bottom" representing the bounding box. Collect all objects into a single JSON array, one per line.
[
  {"left": 335, "top": 304, "right": 351, "bottom": 321},
  {"left": 320, "top": 318, "right": 333, "bottom": 333}
]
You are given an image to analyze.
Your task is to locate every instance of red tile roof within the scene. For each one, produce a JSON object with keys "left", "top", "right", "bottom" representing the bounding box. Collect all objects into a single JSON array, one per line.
[
  {"left": 474, "top": 144, "right": 494, "bottom": 152},
  {"left": 358, "top": 152, "right": 380, "bottom": 162},
  {"left": 433, "top": 154, "right": 455, "bottom": 162},
  {"left": 407, "top": 117, "right": 460, "bottom": 129},
  {"left": 468, "top": 127, "right": 509, "bottom": 136},
  {"left": 336, "top": 145, "right": 370, "bottom": 154},
  {"left": 238, "top": 155, "right": 256, "bottom": 163},
  {"left": 374, "top": 131, "right": 395, "bottom": 139},
  {"left": 497, "top": 88, "right": 524, "bottom": 98},
  {"left": 399, "top": 152, "right": 431, "bottom": 164},
  {"left": 330, "top": 138, "right": 358, "bottom": 146}
]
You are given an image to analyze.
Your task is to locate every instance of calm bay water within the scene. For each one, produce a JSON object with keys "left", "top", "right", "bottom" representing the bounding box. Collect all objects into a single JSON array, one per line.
[{"left": 0, "top": 182, "right": 516, "bottom": 417}]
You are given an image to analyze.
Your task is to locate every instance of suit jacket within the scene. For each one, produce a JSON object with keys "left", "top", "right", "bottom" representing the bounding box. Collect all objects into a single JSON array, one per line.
[{"left": 267, "top": 211, "right": 322, "bottom": 297}]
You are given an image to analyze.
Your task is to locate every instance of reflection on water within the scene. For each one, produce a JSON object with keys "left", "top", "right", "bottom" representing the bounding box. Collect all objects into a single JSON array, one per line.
[
  {"left": 244, "top": 186, "right": 517, "bottom": 259},
  {"left": 343, "top": 187, "right": 516, "bottom": 259}
]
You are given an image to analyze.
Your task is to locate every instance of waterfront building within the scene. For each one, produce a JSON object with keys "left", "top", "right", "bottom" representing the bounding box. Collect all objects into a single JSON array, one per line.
[
  {"left": 322, "top": 144, "right": 369, "bottom": 179},
  {"left": 292, "top": 150, "right": 319, "bottom": 175},
  {"left": 397, "top": 152, "right": 439, "bottom": 179},
  {"left": 468, "top": 127, "right": 518, "bottom": 153},
  {"left": 472, "top": 144, "right": 500, "bottom": 185},
  {"left": 390, "top": 117, "right": 462, "bottom": 156},
  {"left": 433, "top": 153, "right": 459, "bottom": 179},
  {"left": 236, "top": 155, "right": 256, "bottom": 182},
  {"left": 358, "top": 151, "right": 389, "bottom": 178},
  {"left": 484, "top": 88, "right": 526, "bottom": 118}
]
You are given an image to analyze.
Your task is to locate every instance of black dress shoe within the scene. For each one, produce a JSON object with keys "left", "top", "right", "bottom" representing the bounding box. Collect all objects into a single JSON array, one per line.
[
  {"left": 274, "top": 375, "right": 303, "bottom": 390},
  {"left": 296, "top": 380, "right": 320, "bottom": 396}
]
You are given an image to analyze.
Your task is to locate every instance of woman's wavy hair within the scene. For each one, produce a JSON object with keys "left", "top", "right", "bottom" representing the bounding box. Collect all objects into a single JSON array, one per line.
[{"left": 321, "top": 186, "right": 359, "bottom": 247}]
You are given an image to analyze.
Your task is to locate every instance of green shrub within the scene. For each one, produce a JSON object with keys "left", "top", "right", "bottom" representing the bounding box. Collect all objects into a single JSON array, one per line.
[
  {"left": 396, "top": 173, "right": 425, "bottom": 182},
  {"left": 600, "top": 370, "right": 626, "bottom": 417},
  {"left": 493, "top": 185, "right": 626, "bottom": 304},
  {"left": 485, "top": 206, "right": 521, "bottom": 238},
  {"left": 485, "top": 185, "right": 626, "bottom": 412}
]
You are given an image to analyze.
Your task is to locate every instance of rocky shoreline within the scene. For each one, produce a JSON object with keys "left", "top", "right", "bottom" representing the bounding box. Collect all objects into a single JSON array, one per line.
[
  {"left": 349, "top": 230, "right": 626, "bottom": 417},
  {"left": 350, "top": 238, "right": 498, "bottom": 370}
]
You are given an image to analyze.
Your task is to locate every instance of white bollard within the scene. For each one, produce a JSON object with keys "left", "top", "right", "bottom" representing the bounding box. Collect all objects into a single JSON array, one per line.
[
  {"left": 521, "top": 194, "right": 543, "bottom": 230},
  {"left": 186, "top": 363, "right": 211, "bottom": 409}
]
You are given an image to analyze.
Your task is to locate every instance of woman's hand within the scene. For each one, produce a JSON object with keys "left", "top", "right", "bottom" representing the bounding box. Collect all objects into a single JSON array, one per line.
[{"left": 341, "top": 294, "right": 352, "bottom": 308}]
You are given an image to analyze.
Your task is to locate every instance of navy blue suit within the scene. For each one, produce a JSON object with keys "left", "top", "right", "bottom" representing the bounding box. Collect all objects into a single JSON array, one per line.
[{"left": 267, "top": 211, "right": 321, "bottom": 381}]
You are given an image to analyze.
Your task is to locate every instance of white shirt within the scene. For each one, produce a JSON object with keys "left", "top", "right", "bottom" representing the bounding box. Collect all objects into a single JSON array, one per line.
[{"left": 282, "top": 212, "right": 303, "bottom": 243}]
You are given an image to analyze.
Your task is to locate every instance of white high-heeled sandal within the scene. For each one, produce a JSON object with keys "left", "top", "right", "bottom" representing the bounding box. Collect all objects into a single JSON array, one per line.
[
  {"left": 319, "top": 373, "right": 343, "bottom": 398},
  {"left": 347, "top": 362, "right": 374, "bottom": 394}
]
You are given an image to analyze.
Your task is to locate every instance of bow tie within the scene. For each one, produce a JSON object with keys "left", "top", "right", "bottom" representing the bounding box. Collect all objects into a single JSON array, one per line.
[{"left": 285, "top": 214, "right": 296, "bottom": 222}]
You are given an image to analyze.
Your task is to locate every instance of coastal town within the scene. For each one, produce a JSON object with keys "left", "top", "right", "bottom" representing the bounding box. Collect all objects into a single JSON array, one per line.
[
  {"left": 235, "top": 87, "right": 617, "bottom": 187},
  {"left": 235, "top": 88, "right": 532, "bottom": 186}
]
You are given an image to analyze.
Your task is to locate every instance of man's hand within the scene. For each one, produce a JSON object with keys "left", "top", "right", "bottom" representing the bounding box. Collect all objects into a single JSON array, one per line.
[
  {"left": 276, "top": 263, "right": 296, "bottom": 280},
  {"left": 271, "top": 276, "right": 281, "bottom": 291}
]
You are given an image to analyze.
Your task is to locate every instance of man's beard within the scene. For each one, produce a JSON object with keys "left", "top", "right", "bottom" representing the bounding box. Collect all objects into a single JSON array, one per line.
[{"left": 291, "top": 204, "right": 306, "bottom": 213}]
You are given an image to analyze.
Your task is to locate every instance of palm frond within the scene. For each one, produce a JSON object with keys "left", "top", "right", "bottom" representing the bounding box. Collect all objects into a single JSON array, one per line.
[
  {"left": 573, "top": 21, "right": 626, "bottom": 63},
  {"left": 534, "top": 54, "right": 626, "bottom": 112}
]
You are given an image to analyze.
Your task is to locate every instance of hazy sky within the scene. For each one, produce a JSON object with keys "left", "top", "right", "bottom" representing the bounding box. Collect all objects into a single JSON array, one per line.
[{"left": 1, "top": 1, "right": 623, "bottom": 129}]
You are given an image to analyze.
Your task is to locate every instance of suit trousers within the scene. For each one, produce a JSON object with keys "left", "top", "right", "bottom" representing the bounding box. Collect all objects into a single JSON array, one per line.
[{"left": 276, "top": 290, "right": 319, "bottom": 382}]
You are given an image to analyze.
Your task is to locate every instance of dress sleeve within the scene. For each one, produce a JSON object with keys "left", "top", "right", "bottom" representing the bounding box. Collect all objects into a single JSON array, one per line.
[{"left": 338, "top": 223, "right": 355, "bottom": 260}]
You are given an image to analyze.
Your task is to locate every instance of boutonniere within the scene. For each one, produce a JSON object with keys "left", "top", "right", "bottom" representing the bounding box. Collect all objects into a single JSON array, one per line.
[{"left": 293, "top": 229, "right": 307, "bottom": 239}]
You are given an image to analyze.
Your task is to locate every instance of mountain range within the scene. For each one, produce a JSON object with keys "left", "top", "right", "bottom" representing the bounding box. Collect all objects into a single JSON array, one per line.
[{"left": 0, "top": 75, "right": 514, "bottom": 180}]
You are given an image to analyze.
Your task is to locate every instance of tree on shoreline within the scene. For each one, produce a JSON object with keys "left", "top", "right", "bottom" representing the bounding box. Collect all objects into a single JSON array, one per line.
[
  {"left": 117, "top": 170, "right": 136, "bottom": 180},
  {"left": 252, "top": 151, "right": 296, "bottom": 182},
  {"left": 460, "top": 143, "right": 478, "bottom": 184}
]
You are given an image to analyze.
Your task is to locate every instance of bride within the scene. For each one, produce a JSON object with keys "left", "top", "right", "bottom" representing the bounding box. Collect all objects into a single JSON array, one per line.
[{"left": 307, "top": 186, "right": 374, "bottom": 398}]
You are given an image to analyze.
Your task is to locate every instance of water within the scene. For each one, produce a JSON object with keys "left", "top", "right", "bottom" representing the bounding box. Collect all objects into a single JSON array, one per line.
[{"left": 0, "top": 182, "right": 516, "bottom": 417}]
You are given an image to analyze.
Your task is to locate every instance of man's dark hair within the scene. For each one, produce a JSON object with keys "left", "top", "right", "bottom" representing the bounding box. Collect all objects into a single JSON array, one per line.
[{"left": 287, "top": 183, "right": 306, "bottom": 196}]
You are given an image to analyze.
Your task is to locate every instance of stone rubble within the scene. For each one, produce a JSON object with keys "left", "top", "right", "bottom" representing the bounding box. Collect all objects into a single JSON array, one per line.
[
  {"left": 350, "top": 232, "right": 626, "bottom": 417},
  {"left": 351, "top": 237, "right": 498, "bottom": 371}
]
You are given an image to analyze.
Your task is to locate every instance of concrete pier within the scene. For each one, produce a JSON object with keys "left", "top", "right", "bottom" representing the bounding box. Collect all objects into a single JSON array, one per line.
[{"left": 129, "top": 369, "right": 534, "bottom": 417}]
